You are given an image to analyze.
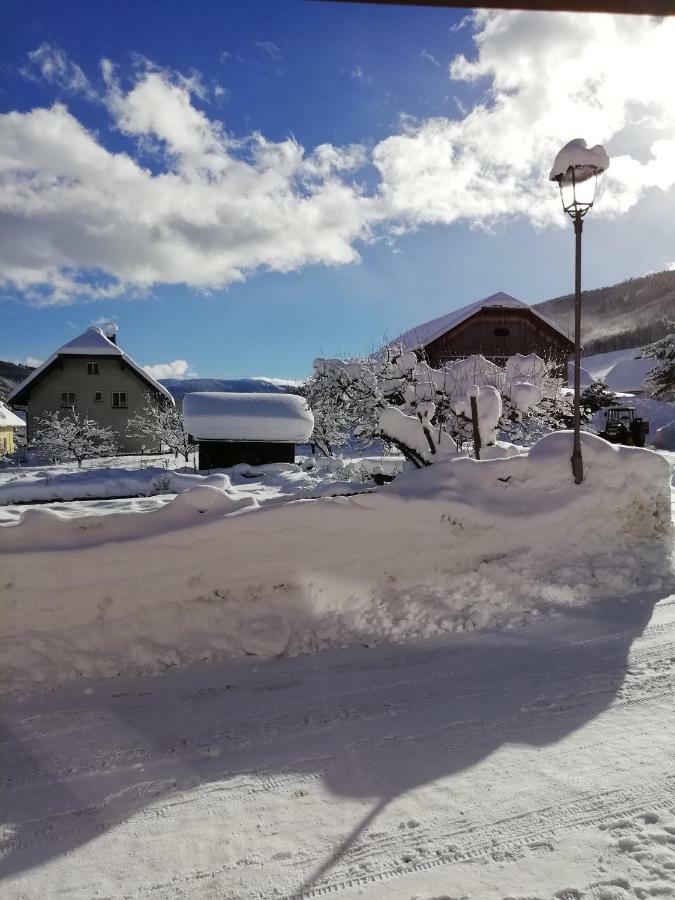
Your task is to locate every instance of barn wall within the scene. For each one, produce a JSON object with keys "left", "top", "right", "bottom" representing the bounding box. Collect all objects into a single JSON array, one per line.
[
  {"left": 423, "top": 309, "right": 573, "bottom": 370},
  {"left": 198, "top": 441, "right": 296, "bottom": 470}
]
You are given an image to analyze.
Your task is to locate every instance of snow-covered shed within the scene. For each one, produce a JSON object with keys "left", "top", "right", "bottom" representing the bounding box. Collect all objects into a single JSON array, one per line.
[
  {"left": 183, "top": 392, "right": 314, "bottom": 469},
  {"left": 393, "top": 292, "right": 574, "bottom": 372}
]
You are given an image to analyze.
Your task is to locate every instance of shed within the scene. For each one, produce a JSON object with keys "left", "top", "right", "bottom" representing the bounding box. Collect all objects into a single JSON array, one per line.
[
  {"left": 183, "top": 392, "right": 314, "bottom": 470},
  {"left": 393, "top": 292, "right": 574, "bottom": 372}
]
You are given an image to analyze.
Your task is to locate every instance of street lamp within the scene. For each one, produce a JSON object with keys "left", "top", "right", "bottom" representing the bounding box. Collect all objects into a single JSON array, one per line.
[{"left": 550, "top": 138, "right": 609, "bottom": 484}]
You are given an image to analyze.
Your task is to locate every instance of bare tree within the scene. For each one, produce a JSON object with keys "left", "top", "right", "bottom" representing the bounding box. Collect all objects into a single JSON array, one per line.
[{"left": 33, "top": 410, "right": 119, "bottom": 467}]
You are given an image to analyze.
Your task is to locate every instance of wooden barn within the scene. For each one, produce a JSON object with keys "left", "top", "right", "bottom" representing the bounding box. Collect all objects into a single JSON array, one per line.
[
  {"left": 394, "top": 292, "right": 574, "bottom": 371},
  {"left": 183, "top": 392, "right": 314, "bottom": 470}
]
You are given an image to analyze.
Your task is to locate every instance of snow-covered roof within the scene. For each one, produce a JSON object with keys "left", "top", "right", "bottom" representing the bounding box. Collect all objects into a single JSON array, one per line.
[
  {"left": 184, "top": 392, "right": 314, "bottom": 443},
  {"left": 0, "top": 401, "right": 25, "bottom": 428},
  {"left": 393, "top": 292, "right": 571, "bottom": 351},
  {"left": 7, "top": 327, "right": 174, "bottom": 404},
  {"left": 549, "top": 139, "right": 609, "bottom": 183}
]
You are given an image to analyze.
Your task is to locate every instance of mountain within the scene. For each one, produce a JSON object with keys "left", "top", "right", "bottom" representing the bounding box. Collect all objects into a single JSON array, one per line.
[
  {"left": 0, "top": 360, "right": 33, "bottom": 402},
  {"left": 159, "top": 377, "right": 298, "bottom": 402},
  {"left": 534, "top": 268, "right": 675, "bottom": 355}
]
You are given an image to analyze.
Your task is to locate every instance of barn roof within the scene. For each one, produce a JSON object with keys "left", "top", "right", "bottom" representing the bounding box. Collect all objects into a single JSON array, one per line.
[
  {"left": 393, "top": 292, "right": 571, "bottom": 351},
  {"left": 8, "top": 327, "right": 174, "bottom": 405},
  {"left": 184, "top": 392, "right": 314, "bottom": 443}
]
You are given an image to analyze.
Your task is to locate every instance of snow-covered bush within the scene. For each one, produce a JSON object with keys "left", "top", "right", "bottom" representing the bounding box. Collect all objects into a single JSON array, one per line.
[
  {"left": 644, "top": 332, "right": 675, "bottom": 400},
  {"left": 33, "top": 410, "right": 119, "bottom": 467},
  {"left": 128, "top": 393, "right": 192, "bottom": 462},
  {"left": 306, "top": 349, "right": 571, "bottom": 466}
]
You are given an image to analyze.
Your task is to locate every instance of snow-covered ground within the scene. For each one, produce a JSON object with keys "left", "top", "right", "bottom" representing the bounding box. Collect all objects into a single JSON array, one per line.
[
  {"left": 1, "top": 575, "right": 674, "bottom": 898},
  {"left": 0, "top": 454, "right": 397, "bottom": 524},
  {"left": 1, "top": 439, "right": 673, "bottom": 899}
]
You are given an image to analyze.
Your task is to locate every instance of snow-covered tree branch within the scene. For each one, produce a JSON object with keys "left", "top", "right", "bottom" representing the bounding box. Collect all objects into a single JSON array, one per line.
[
  {"left": 644, "top": 332, "right": 675, "bottom": 400},
  {"left": 306, "top": 349, "right": 572, "bottom": 466},
  {"left": 33, "top": 410, "right": 119, "bottom": 466},
  {"left": 127, "top": 394, "right": 192, "bottom": 462}
]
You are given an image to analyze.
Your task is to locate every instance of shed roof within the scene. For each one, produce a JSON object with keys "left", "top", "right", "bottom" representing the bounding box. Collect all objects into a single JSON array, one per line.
[
  {"left": 0, "top": 401, "right": 25, "bottom": 428},
  {"left": 184, "top": 392, "right": 314, "bottom": 443},
  {"left": 8, "top": 327, "right": 174, "bottom": 405},
  {"left": 393, "top": 292, "right": 571, "bottom": 351}
]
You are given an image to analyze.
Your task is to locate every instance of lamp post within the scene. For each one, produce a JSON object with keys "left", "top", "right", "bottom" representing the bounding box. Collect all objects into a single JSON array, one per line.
[{"left": 550, "top": 139, "right": 609, "bottom": 484}]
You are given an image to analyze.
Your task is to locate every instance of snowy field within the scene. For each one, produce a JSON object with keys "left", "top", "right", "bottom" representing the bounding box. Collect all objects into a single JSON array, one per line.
[{"left": 1, "top": 437, "right": 674, "bottom": 899}]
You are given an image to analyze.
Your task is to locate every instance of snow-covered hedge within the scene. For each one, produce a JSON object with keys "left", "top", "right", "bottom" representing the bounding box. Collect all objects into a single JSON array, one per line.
[
  {"left": 0, "top": 466, "right": 232, "bottom": 506},
  {"left": 0, "top": 432, "right": 670, "bottom": 694}
]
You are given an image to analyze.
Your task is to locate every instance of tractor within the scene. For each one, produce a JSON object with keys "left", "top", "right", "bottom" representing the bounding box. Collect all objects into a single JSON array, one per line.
[{"left": 599, "top": 406, "right": 649, "bottom": 447}]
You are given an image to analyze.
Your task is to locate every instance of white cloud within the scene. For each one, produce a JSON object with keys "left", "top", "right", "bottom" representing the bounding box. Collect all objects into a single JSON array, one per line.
[
  {"left": 375, "top": 11, "right": 675, "bottom": 228},
  {"left": 0, "top": 68, "right": 372, "bottom": 304},
  {"left": 143, "top": 359, "right": 191, "bottom": 379},
  {"left": 22, "top": 43, "right": 96, "bottom": 98},
  {"left": 3, "top": 15, "right": 675, "bottom": 305},
  {"left": 351, "top": 65, "right": 364, "bottom": 82},
  {"left": 420, "top": 50, "right": 440, "bottom": 68},
  {"left": 23, "top": 356, "right": 43, "bottom": 368},
  {"left": 254, "top": 41, "right": 283, "bottom": 61}
]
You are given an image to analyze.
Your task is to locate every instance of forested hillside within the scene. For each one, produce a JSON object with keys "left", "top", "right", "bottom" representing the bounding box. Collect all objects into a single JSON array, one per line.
[{"left": 534, "top": 268, "right": 675, "bottom": 355}]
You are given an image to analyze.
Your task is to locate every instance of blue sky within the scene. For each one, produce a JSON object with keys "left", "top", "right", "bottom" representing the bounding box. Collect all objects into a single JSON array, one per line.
[{"left": 2, "top": 1, "right": 675, "bottom": 379}]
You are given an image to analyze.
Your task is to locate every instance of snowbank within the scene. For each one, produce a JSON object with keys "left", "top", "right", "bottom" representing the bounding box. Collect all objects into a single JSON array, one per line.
[
  {"left": 0, "top": 466, "right": 231, "bottom": 506},
  {"left": 0, "top": 432, "right": 670, "bottom": 694},
  {"left": 653, "top": 421, "right": 675, "bottom": 451},
  {"left": 184, "top": 392, "right": 314, "bottom": 442}
]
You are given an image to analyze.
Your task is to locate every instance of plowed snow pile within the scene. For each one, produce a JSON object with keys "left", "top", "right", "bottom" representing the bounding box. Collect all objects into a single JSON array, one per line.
[{"left": 0, "top": 432, "right": 671, "bottom": 693}]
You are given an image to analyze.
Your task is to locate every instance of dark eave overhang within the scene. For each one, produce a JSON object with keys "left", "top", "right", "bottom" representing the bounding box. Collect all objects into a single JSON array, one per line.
[{"left": 317, "top": 1, "right": 674, "bottom": 14}]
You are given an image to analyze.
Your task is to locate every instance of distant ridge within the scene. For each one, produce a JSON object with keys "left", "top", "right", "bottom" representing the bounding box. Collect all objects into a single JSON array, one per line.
[
  {"left": 534, "top": 268, "right": 675, "bottom": 355},
  {"left": 159, "top": 377, "right": 298, "bottom": 402}
]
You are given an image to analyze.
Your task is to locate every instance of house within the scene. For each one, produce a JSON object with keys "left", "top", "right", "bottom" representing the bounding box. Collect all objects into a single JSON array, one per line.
[
  {"left": 393, "top": 292, "right": 574, "bottom": 372},
  {"left": 0, "top": 401, "right": 25, "bottom": 455},
  {"left": 7, "top": 324, "right": 174, "bottom": 454},
  {"left": 183, "top": 392, "right": 314, "bottom": 470}
]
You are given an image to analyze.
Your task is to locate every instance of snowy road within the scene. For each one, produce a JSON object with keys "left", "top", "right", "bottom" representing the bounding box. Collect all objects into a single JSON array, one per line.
[{"left": 2, "top": 589, "right": 675, "bottom": 899}]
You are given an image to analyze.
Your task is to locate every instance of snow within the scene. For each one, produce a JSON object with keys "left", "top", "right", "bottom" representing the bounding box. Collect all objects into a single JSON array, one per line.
[
  {"left": 393, "top": 291, "right": 569, "bottom": 351},
  {"left": 470, "top": 383, "right": 502, "bottom": 445},
  {"left": 0, "top": 401, "right": 25, "bottom": 428},
  {"left": 0, "top": 445, "right": 673, "bottom": 898},
  {"left": 7, "top": 326, "right": 174, "bottom": 404},
  {"left": 0, "top": 465, "right": 232, "bottom": 506},
  {"left": 549, "top": 138, "right": 610, "bottom": 182},
  {"left": 0, "top": 431, "right": 670, "bottom": 696},
  {"left": 581, "top": 347, "right": 645, "bottom": 382},
  {"left": 566, "top": 361, "right": 594, "bottom": 387},
  {"left": 604, "top": 356, "right": 658, "bottom": 392},
  {"left": 1, "top": 588, "right": 674, "bottom": 899},
  {"left": 183, "top": 391, "right": 314, "bottom": 442},
  {"left": 653, "top": 421, "right": 675, "bottom": 450}
]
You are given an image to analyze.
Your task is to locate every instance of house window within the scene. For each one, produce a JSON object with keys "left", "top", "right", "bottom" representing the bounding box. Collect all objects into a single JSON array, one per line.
[
  {"left": 112, "top": 391, "right": 128, "bottom": 408},
  {"left": 87, "top": 362, "right": 100, "bottom": 375},
  {"left": 93, "top": 391, "right": 103, "bottom": 403},
  {"left": 60, "top": 392, "right": 76, "bottom": 408},
  {"left": 494, "top": 328, "right": 510, "bottom": 338}
]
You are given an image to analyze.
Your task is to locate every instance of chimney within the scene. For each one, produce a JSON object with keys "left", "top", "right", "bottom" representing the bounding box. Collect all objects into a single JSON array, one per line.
[{"left": 103, "top": 322, "right": 119, "bottom": 345}]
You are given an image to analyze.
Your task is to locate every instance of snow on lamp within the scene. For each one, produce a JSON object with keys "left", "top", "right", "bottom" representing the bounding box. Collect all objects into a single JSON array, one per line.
[{"left": 549, "top": 138, "right": 609, "bottom": 219}]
